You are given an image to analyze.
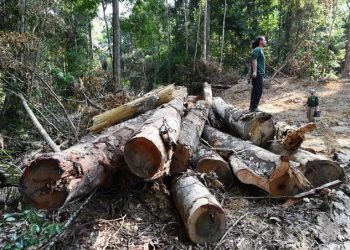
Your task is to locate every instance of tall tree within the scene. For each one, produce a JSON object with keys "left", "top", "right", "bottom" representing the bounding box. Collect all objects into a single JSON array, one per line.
[
  {"left": 112, "top": 0, "right": 121, "bottom": 88},
  {"left": 203, "top": 0, "right": 210, "bottom": 60},
  {"left": 342, "top": 15, "right": 350, "bottom": 78},
  {"left": 219, "top": 0, "right": 227, "bottom": 68},
  {"left": 101, "top": 0, "right": 113, "bottom": 60}
]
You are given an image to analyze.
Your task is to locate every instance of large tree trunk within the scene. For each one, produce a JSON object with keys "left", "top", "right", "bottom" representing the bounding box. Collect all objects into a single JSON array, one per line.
[
  {"left": 172, "top": 175, "right": 226, "bottom": 244},
  {"left": 101, "top": 0, "right": 112, "bottom": 60},
  {"left": 19, "top": 113, "right": 152, "bottom": 210},
  {"left": 275, "top": 122, "right": 316, "bottom": 151},
  {"left": 219, "top": 0, "right": 227, "bottom": 68},
  {"left": 193, "top": 0, "right": 202, "bottom": 67},
  {"left": 212, "top": 97, "right": 275, "bottom": 147},
  {"left": 268, "top": 142, "right": 344, "bottom": 188},
  {"left": 89, "top": 85, "right": 186, "bottom": 133},
  {"left": 194, "top": 146, "right": 232, "bottom": 187},
  {"left": 202, "top": 125, "right": 310, "bottom": 195},
  {"left": 171, "top": 100, "right": 209, "bottom": 174},
  {"left": 124, "top": 94, "right": 187, "bottom": 180},
  {"left": 112, "top": 0, "right": 121, "bottom": 88},
  {"left": 203, "top": 0, "right": 210, "bottom": 60},
  {"left": 342, "top": 16, "right": 350, "bottom": 78}
]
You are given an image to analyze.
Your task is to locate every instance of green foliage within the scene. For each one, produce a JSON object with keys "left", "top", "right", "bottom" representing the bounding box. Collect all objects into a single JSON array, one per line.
[{"left": 1, "top": 209, "right": 62, "bottom": 250}]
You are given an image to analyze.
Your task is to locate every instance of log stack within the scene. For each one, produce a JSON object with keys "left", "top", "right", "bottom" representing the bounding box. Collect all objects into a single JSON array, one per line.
[{"left": 18, "top": 83, "right": 345, "bottom": 244}]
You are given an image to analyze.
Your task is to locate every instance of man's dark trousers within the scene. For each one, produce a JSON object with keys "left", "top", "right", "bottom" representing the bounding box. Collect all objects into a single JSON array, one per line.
[{"left": 249, "top": 75, "right": 264, "bottom": 110}]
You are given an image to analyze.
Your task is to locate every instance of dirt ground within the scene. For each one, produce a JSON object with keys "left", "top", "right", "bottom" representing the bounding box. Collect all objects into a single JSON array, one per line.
[{"left": 2, "top": 78, "right": 350, "bottom": 249}]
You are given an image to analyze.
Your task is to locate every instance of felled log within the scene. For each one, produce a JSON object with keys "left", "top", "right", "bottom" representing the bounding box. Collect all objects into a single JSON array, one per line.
[
  {"left": 124, "top": 94, "right": 187, "bottom": 180},
  {"left": 212, "top": 97, "right": 275, "bottom": 147},
  {"left": 89, "top": 85, "right": 187, "bottom": 133},
  {"left": 268, "top": 142, "right": 344, "bottom": 188},
  {"left": 202, "top": 125, "right": 310, "bottom": 195},
  {"left": 194, "top": 146, "right": 232, "bottom": 187},
  {"left": 229, "top": 155, "right": 269, "bottom": 192},
  {"left": 172, "top": 175, "right": 226, "bottom": 243},
  {"left": 19, "top": 113, "right": 151, "bottom": 210},
  {"left": 275, "top": 122, "right": 316, "bottom": 151},
  {"left": 171, "top": 101, "right": 209, "bottom": 174}
]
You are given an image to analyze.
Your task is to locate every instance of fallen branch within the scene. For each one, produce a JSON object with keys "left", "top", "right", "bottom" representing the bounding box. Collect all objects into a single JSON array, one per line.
[{"left": 18, "top": 93, "right": 60, "bottom": 152}]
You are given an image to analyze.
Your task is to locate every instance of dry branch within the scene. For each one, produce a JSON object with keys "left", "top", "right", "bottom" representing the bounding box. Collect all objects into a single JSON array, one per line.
[{"left": 18, "top": 93, "right": 60, "bottom": 152}]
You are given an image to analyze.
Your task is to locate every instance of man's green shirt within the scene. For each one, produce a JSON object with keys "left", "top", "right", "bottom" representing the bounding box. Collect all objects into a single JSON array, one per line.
[{"left": 251, "top": 47, "right": 265, "bottom": 76}]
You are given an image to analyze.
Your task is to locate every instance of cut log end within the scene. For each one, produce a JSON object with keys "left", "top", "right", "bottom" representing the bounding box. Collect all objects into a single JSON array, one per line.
[
  {"left": 19, "top": 158, "right": 68, "bottom": 210},
  {"left": 249, "top": 117, "right": 275, "bottom": 147},
  {"left": 124, "top": 137, "right": 162, "bottom": 179},
  {"left": 302, "top": 160, "right": 345, "bottom": 187},
  {"left": 188, "top": 202, "right": 226, "bottom": 244},
  {"left": 197, "top": 159, "right": 232, "bottom": 187}
]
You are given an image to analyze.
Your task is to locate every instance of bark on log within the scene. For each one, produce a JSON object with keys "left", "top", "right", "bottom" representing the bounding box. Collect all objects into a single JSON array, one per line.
[
  {"left": 171, "top": 101, "right": 209, "bottom": 174},
  {"left": 268, "top": 142, "right": 344, "bottom": 188},
  {"left": 194, "top": 146, "right": 232, "bottom": 187},
  {"left": 172, "top": 175, "right": 226, "bottom": 243},
  {"left": 124, "top": 95, "right": 187, "bottom": 180},
  {"left": 275, "top": 122, "right": 316, "bottom": 151},
  {"left": 89, "top": 85, "right": 187, "bottom": 133},
  {"left": 19, "top": 113, "right": 151, "bottom": 210},
  {"left": 202, "top": 125, "right": 311, "bottom": 195},
  {"left": 229, "top": 155, "right": 269, "bottom": 192},
  {"left": 212, "top": 97, "right": 275, "bottom": 147}
]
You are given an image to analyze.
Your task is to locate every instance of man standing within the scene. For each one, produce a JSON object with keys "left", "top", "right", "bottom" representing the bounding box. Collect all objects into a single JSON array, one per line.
[{"left": 249, "top": 36, "right": 267, "bottom": 112}]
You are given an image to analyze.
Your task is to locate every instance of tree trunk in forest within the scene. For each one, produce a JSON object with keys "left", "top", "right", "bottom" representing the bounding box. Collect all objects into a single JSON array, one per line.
[
  {"left": 219, "top": 0, "right": 227, "bottom": 68},
  {"left": 19, "top": 113, "right": 152, "bottom": 210},
  {"left": 202, "top": 125, "right": 311, "bottom": 195},
  {"left": 193, "top": 1, "right": 202, "bottom": 70},
  {"left": 268, "top": 142, "right": 344, "bottom": 188},
  {"left": 124, "top": 94, "right": 187, "bottom": 180},
  {"left": 203, "top": 0, "right": 210, "bottom": 60},
  {"left": 112, "top": 0, "right": 121, "bottom": 89},
  {"left": 166, "top": 0, "right": 171, "bottom": 83},
  {"left": 18, "top": 0, "right": 26, "bottom": 33},
  {"left": 342, "top": 15, "right": 350, "bottom": 78},
  {"left": 88, "top": 21, "right": 94, "bottom": 60},
  {"left": 212, "top": 97, "right": 275, "bottom": 147},
  {"left": 194, "top": 146, "right": 232, "bottom": 187},
  {"left": 101, "top": 0, "right": 112, "bottom": 60},
  {"left": 275, "top": 122, "right": 316, "bottom": 151},
  {"left": 171, "top": 100, "right": 209, "bottom": 174},
  {"left": 89, "top": 85, "right": 186, "bottom": 133},
  {"left": 322, "top": 0, "right": 338, "bottom": 75},
  {"left": 172, "top": 175, "right": 226, "bottom": 244},
  {"left": 184, "top": 0, "right": 189, "bottom": 60}
]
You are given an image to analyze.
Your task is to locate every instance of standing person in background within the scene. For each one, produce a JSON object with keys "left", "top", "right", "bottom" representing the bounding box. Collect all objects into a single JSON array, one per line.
[
  {"left": 306, "top": 89, "right": 320, "bottom": 122},
  {"left": 249, "top": 36, "right": 267, "bottom": 112}
]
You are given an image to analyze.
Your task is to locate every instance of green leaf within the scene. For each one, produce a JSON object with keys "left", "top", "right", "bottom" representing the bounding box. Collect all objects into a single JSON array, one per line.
[{"left": 5, "top": 216, "right": 16, "bottom": 222}]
